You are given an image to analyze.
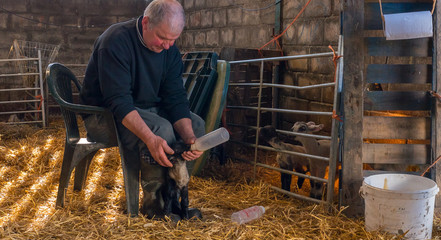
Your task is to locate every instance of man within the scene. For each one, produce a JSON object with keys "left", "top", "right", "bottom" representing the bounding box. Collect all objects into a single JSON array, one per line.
[{"left": 79, "top": 0, "right": 204, "bottom": 219}]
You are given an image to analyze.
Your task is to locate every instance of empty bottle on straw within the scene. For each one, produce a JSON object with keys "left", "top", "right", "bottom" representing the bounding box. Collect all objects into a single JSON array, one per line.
[
  {"left": 231, "top": 206, "right": 265, "bottom": 224},
  {"left": 190, "top": 127, "right": 230, "bottom": 151}
]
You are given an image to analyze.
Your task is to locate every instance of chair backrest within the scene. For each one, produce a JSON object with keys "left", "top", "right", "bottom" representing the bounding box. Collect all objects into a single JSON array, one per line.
[
  {"left": 182, "top": 52, "right": 219, "bottom": 119},
  {"left": 46, "top": 63, "right": 82, "bottom": 143}
]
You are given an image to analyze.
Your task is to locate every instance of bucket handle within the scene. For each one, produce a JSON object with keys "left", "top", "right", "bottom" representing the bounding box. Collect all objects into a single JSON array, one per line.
[{"left": 359, "top": 186, "right": 366, "bottom": 199}]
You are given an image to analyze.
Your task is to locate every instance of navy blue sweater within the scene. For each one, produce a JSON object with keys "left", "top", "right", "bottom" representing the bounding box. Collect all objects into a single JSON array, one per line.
[{"left": 80, "top": 17, "right": 190, "bottom": 124}]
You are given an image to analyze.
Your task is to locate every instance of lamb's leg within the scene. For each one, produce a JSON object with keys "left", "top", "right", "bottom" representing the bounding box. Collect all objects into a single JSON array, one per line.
[
  {"left": 180, "top": 185, "right": 189, "bottom": 219},
  {"left": 278, "top": 156, "right": 293, "bottom": 192},
  {"left": 308, "top": 164, "right": 325, "bottom": 199},
  {"left": 162, "top": 180, "right": 174, "bottom": 216},
  {"left": 281, "top": 173, "right": 292, "bottom": 192},
  {"left": 294, "top": 165, "right": 307, "bottom": 189},
  {"left": 309, "top": 181, "right": 323, "bottom": 199}
]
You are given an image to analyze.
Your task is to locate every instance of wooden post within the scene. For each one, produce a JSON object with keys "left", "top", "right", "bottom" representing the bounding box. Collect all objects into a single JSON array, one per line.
[
  {"left": 434, "top": 0, "right": 441, "bottom": 208},
  {"left": 340, "top": 0, "right": 365, "bottom": 216}
]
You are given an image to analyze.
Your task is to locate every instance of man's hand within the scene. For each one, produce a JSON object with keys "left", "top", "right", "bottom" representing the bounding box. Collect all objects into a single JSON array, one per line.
[
  {"left": 181, "top": 136, "right": 203, "bottom": 161},
  {"left": 174, "top": 119, "right": 203, "bottom": 161},
  {"left": 145, "top": 135, "right": 174, "bottom": 167},
  {"left": 122, "top": 110, "right": 175, "bottom": 167}
]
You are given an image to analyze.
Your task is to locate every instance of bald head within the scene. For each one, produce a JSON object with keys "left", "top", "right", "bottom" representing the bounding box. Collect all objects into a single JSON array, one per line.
[{"left": 144, "top": 0, "right": 185, "bottom": 34}]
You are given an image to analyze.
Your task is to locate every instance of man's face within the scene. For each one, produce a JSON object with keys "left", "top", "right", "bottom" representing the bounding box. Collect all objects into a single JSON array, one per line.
[{"left": 142, "top": 17, "right": 181, "bottom": 53}]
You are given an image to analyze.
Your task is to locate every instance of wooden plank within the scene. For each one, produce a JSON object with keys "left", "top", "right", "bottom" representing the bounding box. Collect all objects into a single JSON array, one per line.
[
  {"left": 365, "top": 2, "right": 433, "bottom": 30},
  {"left": 341, "top": 0, "right": 365, "bottom": 216},
  {"left": 364, "top": 91, "right": 431, "bottom": 111},
  {"left": 366, "top": 37, "right": 432, "bottom": 57},
  {"left": 366, "top": 64, "right": 432, "bottom": 84},
  {"left": 363, "top": 116, "right": 430, "bottom": 139},
  {"left": 362, "top": 143, "right": 429, "bottom": 164}
]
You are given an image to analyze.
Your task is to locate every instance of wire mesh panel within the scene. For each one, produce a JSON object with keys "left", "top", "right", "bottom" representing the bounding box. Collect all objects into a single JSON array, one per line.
[{"left": 8, "top": 40, "right": 60, "bottom": 74}]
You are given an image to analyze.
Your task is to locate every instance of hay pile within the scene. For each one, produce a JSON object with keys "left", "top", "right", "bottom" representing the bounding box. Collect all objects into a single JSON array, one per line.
[{"left": 0, "top": 119, "right": 439, "bottom": 239}]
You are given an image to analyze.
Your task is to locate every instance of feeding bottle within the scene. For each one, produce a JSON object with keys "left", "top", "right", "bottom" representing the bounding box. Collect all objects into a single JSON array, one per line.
[
  {"left": 190, "top": 127, "right": 230, "bottom": 151},
  {"left": 231, "top": 206, "right": 265, "bottom": 224}
]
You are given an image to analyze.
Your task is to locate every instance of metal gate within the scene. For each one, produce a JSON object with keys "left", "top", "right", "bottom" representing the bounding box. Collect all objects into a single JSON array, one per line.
[
  {"left": 225, "top": 37, "right": 343, "bottom": 205},
  {"left": 0, "top": 51, "right": 46, "bottom": 127}
]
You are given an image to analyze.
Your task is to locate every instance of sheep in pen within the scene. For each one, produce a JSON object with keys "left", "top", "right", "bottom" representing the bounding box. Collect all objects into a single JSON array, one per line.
[{"left": 259, "top": 121, "right": 330, "bottom": 200}]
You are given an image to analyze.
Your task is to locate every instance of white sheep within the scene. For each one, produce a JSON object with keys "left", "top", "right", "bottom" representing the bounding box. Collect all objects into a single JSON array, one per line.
[{"left": 291, "top": 121, "right": 330, "bottom": 199}]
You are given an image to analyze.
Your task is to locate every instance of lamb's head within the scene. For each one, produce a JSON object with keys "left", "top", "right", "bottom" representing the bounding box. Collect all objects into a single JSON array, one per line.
[
  {"left": 168, "top": 141, "right": 190, "bottom": 189},
  {"left": 259, "top": 125, "right": 278, "bottom": 142},
  {"left": 291, "top": 121, "right": 323, "bottom": 134},
  {"left": 168, "top": 141, "right": 189, "bottom": 164}
]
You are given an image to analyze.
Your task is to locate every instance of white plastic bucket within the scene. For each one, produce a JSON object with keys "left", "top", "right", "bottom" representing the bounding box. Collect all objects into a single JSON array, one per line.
[{"left": 360, "top": 174, "right": 439, "bottom": 239}]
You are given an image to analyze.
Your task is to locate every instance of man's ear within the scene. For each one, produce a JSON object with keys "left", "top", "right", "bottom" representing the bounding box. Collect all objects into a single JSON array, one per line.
[{"left": 142, "top": 16, "right": 149, "bottom": 29}]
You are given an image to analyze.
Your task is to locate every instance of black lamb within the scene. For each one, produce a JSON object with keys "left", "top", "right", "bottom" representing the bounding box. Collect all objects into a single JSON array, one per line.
[{"left": 140, "top": 141, "right": 202, "bottom": 221}]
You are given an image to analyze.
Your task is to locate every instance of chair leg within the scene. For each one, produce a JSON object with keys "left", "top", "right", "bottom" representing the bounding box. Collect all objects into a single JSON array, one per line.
[
  {"left": 73, "top": 151, "right": 97, "bottom": 191},
  {"left": 56, "top": 144, "right": 76, "bottom": 208},
  {"left": 120, "top": 146, "right": 140, "bottom": 217}
]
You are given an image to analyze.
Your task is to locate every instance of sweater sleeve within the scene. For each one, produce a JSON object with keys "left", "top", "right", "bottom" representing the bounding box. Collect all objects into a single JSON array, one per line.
[
  {"left": 97, "top": 45, "right": 136, "bottom": 122},
  {"left": 159, "top": 47, "right": 191, "bottom": 124}
]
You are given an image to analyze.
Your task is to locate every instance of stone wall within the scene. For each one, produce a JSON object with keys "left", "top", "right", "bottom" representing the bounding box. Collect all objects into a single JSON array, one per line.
[
  {"left": 1, "top": 0, "right": 341, "bottom": 129},
  {"left": 0, "top": 0, "right": 145, "bottom": 64},
  {"left": 178, "top": 0, "right": 341, "bottom": 130}
]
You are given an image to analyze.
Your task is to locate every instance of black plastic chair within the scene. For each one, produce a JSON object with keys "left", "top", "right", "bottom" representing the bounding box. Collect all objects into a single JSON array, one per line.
[
  {"left": 46, "top": 52, "right": 229, "bottom": 216},
  {"left": 46, "top": 63, "right": 140, "bottom": 216}
]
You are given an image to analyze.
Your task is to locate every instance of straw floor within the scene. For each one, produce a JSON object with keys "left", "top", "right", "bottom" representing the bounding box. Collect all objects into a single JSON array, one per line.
[{"left": 0, "top": 119, "right": 440, "bottom": 239}]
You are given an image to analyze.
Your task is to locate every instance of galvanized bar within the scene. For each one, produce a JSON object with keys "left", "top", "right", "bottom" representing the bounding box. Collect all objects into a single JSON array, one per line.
[
  {"left": 253, "top": 60, "right": 265, "bottom": 180},
  {"left": 0, "top": 73, "right": 40, "bottom": 77},
  {"left": 277, "top": 129, "right": 332, "bottom": 141},
  {"left": 231, "top": 140, "right": 330, "bottom": 162},
  {"left": 326, "top": 35, "right": 344, "bottom": 206},
  {"left": 0, "top": 88, "right": 41, "bottom": 92},
  {"left": 227, "top": 106, "right": 333, "bottom": 116},
  {"left": 229, "top": 52, "right": 334, "bottom": 64},
  {"left": 0, "top": 100, "right": 40, "bottom": 104},
  {"left": 0, "top": 58, "right": 39, "bottom": 62},
  {"left": 227, "top": 123, "right": 332, "bottom": 141},
  {"left": 4, "top": 120, "right": 43, "bottom": 125},
  {"left": 271, "top": 186, "right": 324, "bottom": 204},
  {"left": 274, "top": 0, "right": 282, "bottom": 36},
  {"left": 0, "top": 110, "right": 43, "bottom": 115},
  {"left": 229, "top": 82, "right": 336, "bottom": 90},
  {"left": 38, "top": 50, "right": 46, "bottom": 127},
  {"left": 255, "top": 162, "right": 328, "bottom": 183}
]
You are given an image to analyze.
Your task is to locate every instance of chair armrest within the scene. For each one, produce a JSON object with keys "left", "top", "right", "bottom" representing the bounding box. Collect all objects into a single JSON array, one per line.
[{"left": 55, "top": 97, "right": 109, "bottom": 115}]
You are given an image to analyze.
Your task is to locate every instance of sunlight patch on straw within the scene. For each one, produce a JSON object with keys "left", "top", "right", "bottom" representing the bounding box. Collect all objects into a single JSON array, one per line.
[
  {"left": 6, "top": 148, "right": 19, "bottom": 159},
  {"left": 27, "top": 186, "right": 57, "bottom": 232},
  {"left": 0, "top": 173, "right": 53, "bottom": 228},
  {"left": 104, "top": 165, "right": 124, "bottom": 222},
  {"left": 43, "top": 136, "right": 54, "bottom": 150},
  {"left": 84, "top": 150, "right": 106, "bottom": 200},
  {"left": 0, "top": 171, "right": 27, "bottom": 205},
  {"left": 0, "top": 166, "right": 10, "bottom": 180}
]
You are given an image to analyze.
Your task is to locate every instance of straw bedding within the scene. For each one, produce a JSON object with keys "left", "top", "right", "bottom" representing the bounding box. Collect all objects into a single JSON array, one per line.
[{"left": 0, "top": 119, "right": 440, "bottom": 239}]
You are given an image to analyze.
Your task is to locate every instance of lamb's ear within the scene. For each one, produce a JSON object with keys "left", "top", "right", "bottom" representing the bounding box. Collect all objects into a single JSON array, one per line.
[{"left": 308, "top": 123, "right": 324, "bottom": 132}]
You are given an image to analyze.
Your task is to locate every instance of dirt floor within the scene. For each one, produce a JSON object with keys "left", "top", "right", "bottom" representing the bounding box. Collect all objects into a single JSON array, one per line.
[{"left": 0, "top": 119, "right": 440, "bottom": 239}]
